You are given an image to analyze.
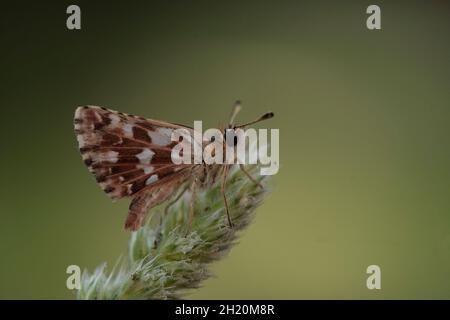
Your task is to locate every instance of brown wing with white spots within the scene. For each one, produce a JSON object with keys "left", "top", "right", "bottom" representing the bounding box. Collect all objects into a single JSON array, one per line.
[{"left": 74, "top": 105, "right": 194, "bottom": 200}]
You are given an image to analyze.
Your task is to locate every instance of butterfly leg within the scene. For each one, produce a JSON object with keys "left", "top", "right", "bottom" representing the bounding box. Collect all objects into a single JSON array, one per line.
[
  {"left": 239, "top": 164, "right": 264, "bottom": 189},
  {"left": 185, "top": 178, "right": 198, "bottom": 235},
  {"left": 221, "top": 165, "right": 234, "bottom": 228}
]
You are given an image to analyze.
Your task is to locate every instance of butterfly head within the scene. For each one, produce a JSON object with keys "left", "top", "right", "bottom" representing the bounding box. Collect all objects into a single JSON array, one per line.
[{"left": 223, "top": 100, "right": 274, "bottom": 146}]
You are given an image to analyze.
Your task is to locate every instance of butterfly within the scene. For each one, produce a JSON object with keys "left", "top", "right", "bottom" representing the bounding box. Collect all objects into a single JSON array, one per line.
[{"left": 74, "top": 101, "right": 273, "bottom": 231}]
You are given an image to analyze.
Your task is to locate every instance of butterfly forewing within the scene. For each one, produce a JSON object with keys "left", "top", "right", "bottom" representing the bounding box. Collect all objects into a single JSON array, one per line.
[{"left": 74, "top": 106, "right": 194, "bottom": 200}]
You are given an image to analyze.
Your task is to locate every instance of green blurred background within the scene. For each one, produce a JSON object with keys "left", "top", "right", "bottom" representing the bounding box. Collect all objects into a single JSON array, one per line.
[{"left": 1, "top": 0, "right": 449, "bottom": 299}]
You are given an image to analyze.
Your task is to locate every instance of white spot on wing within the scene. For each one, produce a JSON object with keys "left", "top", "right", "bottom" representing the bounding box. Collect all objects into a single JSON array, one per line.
[
  {"left": 145, "top": 174, "right": 158, "bottom": 185},
  {"left": 148, "top": 128, "right": 173, "bottom": 146},
  {"left": 123, "top": 123, "right": 134, "bottom": 138},
  {"left": 77, "top": 135, "right": 85, "bottom": 148},
  {"left": 137, "top": 164, "right": 154, "bottom": 174},
  {"left": 98, "top": 151, "right": 119, "bottom": 163},
  {"left": 74, "top": 107, "right": 84, "bottom": 119},
  {"left": 144, "top": 166, "right": 154, "bottom": 174},
  {"left": 126, "top": 184, "right": 133, "bottom": 194},
  {"left": 109, "top": 114, "right": 121, "bottom": 126},
  {"left": 136, "top": 148, "right": 155, "bottom": 164}
]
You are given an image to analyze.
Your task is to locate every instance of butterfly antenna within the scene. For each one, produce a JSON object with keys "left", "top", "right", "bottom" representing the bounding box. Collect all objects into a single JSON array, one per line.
[
  {"left": 234, "top": 111, "right": 274, "bottom": 128},
  {"left": 228, "top": 100, "right": 242, "bottom": 128}
]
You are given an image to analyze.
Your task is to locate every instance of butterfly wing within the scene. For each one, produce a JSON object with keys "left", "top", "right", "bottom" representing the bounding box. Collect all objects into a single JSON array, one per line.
[
  {"left": 125, "top": 180, "right": 183, "bottom": 230},
  {"left": 74, "top": 105, "right": 196, "bottom": 230}
]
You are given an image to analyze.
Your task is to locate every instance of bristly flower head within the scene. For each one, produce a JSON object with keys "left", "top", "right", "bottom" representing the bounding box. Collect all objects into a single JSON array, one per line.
[{"left": 77, "top": 161, "right": 271, "bottom": 300}]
